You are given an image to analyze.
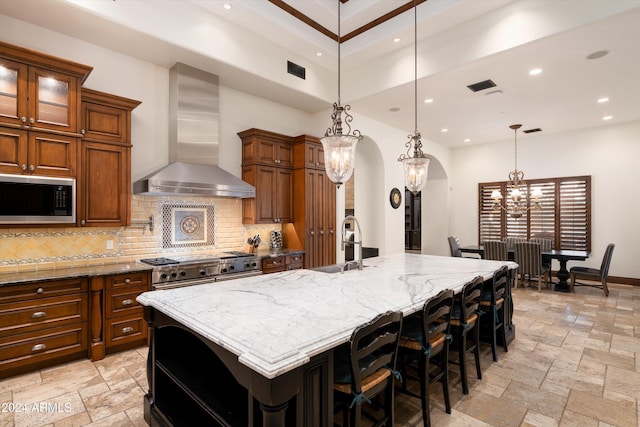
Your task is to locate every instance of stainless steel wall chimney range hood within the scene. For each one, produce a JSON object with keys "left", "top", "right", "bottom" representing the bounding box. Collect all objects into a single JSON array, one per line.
[{"left": 133, "top": 63, "right": 255, "bottom": 198}]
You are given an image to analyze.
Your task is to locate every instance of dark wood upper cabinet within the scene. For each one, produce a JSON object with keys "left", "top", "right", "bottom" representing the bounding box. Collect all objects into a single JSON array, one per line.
[
  {"left": 78, "top": 89, "right": 141, "bottom": 227},
  {"left": 240, "top": 128, "right": 294, "bottom": 224}
]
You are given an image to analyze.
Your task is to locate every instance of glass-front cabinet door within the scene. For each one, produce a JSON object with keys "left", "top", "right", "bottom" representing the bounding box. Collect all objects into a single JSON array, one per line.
[
  {"left": 29, "top": 67, "right": 78, "bottom": 133},
  {"left": 0, "top": 59, "right": 28, "bottom": 127},
  {"left": 0, "top": 61, "right": 79, "bottom": 133}
]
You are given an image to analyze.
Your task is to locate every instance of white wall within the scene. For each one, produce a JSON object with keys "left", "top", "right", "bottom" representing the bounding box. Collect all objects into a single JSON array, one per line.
[
  {"left": 354, "top": 136, "right": 385, "bottom": 252},
  {"left": 450, "top": 120, "right": 640, "bottom": 279}
]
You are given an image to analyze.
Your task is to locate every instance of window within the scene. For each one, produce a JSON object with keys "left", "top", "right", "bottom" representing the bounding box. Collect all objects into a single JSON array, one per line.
[{"left": 478, "top": 176, "right": 591, "bottom": 251}]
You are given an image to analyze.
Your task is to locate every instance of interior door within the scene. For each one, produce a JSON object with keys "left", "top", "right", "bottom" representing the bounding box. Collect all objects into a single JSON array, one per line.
[{"left": 404, "top": 188, "right": 421, "bottom": 251}]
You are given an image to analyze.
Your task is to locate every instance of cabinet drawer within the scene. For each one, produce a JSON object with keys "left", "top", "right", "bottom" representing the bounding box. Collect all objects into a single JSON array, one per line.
[
  {"left": 105, "top": 286, "right": 146, "bottom": 318},
  {"left": 286, "top": 263, "right": 303, "bottom": 271},
  {"left": 105, "top": 272, "right": 149, "bottom": 290},
  {"left": 0, "top": 294, "right": 87, "bottom": 335},
  {"left": 261, "top": 256, "right": 285, "bottom": 274},
  {"left": 286, "top": 254, "right": 303, "bottom": 265},
  {"left": 105, "top": 314, "right": 147, "bottom": 348},
  {"left": 0, "top": 278, "right": 87, "bottom": 304},
  {"left": 0, "top": 323, "right": 87, "bottom": 366}
]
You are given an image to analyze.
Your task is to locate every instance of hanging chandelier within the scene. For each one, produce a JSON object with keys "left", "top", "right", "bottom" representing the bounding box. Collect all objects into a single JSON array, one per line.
[
  {"left": 491, "top": 124, "right": 542, "bottom": 218},
  {"left": 320, "top": 0, "right": 362, "bottom": 188},
  {"left": 398, "top": 0, "right": 430, "bottom": 195}
]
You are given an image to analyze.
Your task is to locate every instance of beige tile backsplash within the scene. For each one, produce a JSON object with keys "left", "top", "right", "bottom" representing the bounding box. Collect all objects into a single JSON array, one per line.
[{"left": 0, "top": 195, "right": 280, "bottom": 274}]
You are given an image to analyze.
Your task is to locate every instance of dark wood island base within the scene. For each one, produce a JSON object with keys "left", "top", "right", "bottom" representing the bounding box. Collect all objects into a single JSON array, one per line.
[{"left": 143, "top": 307, "right": 333, "bottom": 427}]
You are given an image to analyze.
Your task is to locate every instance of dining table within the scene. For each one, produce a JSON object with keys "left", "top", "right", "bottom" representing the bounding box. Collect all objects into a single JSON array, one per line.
[{"left": 459, "top": 245, "right": 590, "bottom": 292}]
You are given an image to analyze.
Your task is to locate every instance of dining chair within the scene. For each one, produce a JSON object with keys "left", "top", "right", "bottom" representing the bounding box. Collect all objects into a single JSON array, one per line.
[
  {"left": 569, "top": 243, "right": 615, "bottom": 296},
  {"left": 333, "top": 310, "right": 403, "bottom": 427},
  {"left": 450, "top": 276, "right": 484, "bottom": 395},
  {"left": 483, "top": 240, "right": 508, "bottom": 261},
  {"left": 480, "top": 265, "right": 509, "bottom": 362},
  {"left": 398, "top": 289, "right": 454, "bottom": 426},
  {"left": 529, "top": 237, "right": 553, "bottom": 271},
  {"left": 448, "top": 236, "right": 479, "bottom": 259},
  {"left": 504, "top": 236, "right": 526, "bottom": 251},
  {"left": 513, "top": 242, "right": 551, "bottom": 290}
]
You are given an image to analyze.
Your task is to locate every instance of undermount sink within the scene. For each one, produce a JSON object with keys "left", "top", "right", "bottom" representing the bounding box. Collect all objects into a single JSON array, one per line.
[{"left": 311, "top": 263, "right": 368, "bottom": 273}]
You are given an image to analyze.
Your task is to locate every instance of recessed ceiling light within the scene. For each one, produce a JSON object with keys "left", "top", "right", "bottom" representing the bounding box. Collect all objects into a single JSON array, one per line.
[
  {"left": 223, "top": 2, "right": 232, "bottom": 10},
  {"left": 389, "top": 107, "right": 400, "bottom": 112},
  {"left": 597, "top": 97, "right": 609, "bottom": 103},
  {"left": 529, "top": 68, "right": 542, "bottom": 76},
  {"left": 393, "top": 37, "right": 401, "bottom": 43},
  {"left": 602, "top": 115, "right": 613, "bottom": 121},
  {"left": 316, "top": 52, "right": 323, "bottom": 57},
  {"left": 441, "top": 128, "right": 448, "bottom": 133},
  {"left": 587, "top": 50, "right": 609, "bottom": 60},
  {"left": 423, "top": 98, "right": 433, "bottom": 104},
  {"left": 464, "top": 138, "right": 471, "bottom": 143}
]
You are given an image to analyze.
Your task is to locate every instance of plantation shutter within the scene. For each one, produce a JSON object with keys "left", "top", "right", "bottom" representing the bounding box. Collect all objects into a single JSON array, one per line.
[
  {"left": 529, "top": 181, "right": 556, "bottom": 243},
  {"left": 478, "top": 176, "right": 590, "bottom": 251},
  {"left": 478, "top": 183, "right": 504, "bottom": 243},
  {"left": 558, "top": 179, "right": 590, "bottom": 250}
]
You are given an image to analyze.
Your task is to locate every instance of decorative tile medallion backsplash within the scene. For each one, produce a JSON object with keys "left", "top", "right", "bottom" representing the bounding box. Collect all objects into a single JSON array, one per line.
[{"left": 161, "top": 203, "right": 216, "bottom": 248}]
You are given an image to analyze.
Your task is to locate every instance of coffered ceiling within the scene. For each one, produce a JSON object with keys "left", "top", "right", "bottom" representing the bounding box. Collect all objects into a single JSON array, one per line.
[{"left": 2, "top": 0, "right": 639, "bottom": 147}]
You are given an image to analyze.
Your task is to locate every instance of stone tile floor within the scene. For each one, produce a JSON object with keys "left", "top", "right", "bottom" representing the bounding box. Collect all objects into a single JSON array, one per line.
[{"left": 1, "top": 281, "right": 639, "bottom": 426}]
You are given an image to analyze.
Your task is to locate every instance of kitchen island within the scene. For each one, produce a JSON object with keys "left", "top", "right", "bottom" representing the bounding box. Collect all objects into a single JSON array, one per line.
[{"left": 137, "top": 252, "right": 516, "bottom": 426}]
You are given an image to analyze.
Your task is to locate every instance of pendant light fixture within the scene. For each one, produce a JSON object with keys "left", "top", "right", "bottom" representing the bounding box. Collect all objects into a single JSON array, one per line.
[
  {"left": 490, "top": 124, "right": 542, "bottom": 218},
  {"left": 398, "top": 0, "right": 430, "bottom": 195},
  {"left": 320, "top": 0, "right": 362, "bottom": 188}
]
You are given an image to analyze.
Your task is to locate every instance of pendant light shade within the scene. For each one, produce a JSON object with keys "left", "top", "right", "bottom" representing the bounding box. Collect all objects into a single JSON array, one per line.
[
  {"left": 401, "top": 139, "right": 431, "bottom": 194},
  {"left": 322, "top": 131, "right": 359, "bottom": 185},
  {"left": 320, "top": 1, "right": 362, "bottom": 188},
  {"left": 398, "top": 0, "right": 430, "bottom": 195}
]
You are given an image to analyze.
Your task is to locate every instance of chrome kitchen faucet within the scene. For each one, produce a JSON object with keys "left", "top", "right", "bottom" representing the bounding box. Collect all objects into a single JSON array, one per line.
[{"left": 341, "top": 215, "right": 363, "bottom": 270}]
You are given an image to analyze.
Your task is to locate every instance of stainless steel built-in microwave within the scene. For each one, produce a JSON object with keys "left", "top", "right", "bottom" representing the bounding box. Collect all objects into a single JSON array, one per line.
[{"left": 0, "top": 174, "right": 76, "bottom": 224}]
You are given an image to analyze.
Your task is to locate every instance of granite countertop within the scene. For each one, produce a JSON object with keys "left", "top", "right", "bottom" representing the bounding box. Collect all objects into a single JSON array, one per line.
[
  {"left": 0, "top": 249, "right": 304, "bottom": 286},
  {"left": 0, "top": 262, "right": 153, "bottom": 286},
  {"left": 137, "top": 252, "right": 516, "bottom": 379}
]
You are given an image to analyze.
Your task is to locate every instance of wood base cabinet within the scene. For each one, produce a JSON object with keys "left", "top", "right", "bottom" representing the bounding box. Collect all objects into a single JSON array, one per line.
[
  {"left": 79, "top": 89, "right": 141, "bottom": 227},
  {"left": 0, "top": 278, "right": 88, "bottom": 379},
  {"left": 261, "top": 254, "right": 304, "bottom": 274},
  {"left": 103, "top": 271, "right": 150, "bottom": 354}
]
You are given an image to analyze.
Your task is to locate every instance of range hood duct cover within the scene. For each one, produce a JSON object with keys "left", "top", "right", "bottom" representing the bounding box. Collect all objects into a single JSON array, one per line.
[{"left": 133, "top": 63, "right": 255, "bottom": 198}]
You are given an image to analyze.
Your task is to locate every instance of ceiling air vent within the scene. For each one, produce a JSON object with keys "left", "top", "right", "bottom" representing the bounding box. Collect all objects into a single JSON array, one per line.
[
  {"left": 287, "top": 61, "right": 306, "bottom": 80},
  {"left": 523, "top": 128, "right": 542, "bottom": 134},
  {"left": 467, "top": 79, "right": 496, "bottom": 92}
]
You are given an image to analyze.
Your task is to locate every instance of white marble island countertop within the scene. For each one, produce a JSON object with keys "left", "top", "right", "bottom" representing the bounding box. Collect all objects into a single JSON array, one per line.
[{"left": 137, "top": 252, "right": 516, "bottom": 379}]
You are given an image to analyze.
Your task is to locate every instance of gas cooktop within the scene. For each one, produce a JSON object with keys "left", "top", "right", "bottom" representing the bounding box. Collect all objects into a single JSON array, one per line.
[{"left": 140, "top": 252, "right": 255, "bottom": 266}]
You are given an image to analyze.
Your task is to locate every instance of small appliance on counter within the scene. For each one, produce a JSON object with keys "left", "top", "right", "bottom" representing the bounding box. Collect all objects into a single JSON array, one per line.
[{"left": 270, "top": 230, "right": 283, "bottom": 249}]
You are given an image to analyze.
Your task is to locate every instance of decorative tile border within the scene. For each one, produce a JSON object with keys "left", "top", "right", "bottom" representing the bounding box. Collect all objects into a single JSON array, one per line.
[{"left": 0, "top": 229, "right": 122, "bottom": 266}]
